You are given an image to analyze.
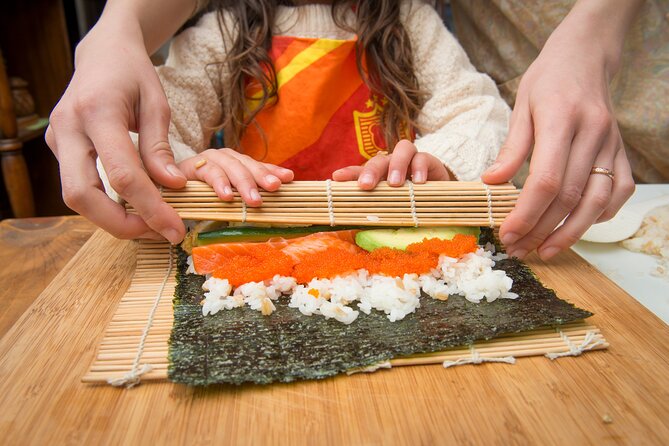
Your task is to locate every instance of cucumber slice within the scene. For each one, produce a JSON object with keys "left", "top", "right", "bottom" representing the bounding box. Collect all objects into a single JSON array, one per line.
[{"left": 196, "top": 225, "right": 361, "bottom": 245}]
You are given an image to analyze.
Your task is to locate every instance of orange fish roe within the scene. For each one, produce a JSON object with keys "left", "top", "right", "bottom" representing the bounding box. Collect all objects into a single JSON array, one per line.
[
  {"left": 406, "top": 234, "right": 478, "bottom": 258},
  {"left": 211, "top": 245, "right": 294, "bottom": 287},
  {"left": 307, "top": 288, "right": 320, "bottom": 298},
  {"left": 292, "top": 248, "right": 367, "bottom": 284},
  {"left": 364, "top": 248, "right": 437, "bottom": 277},
  {"left": 207, "top": 233, "right": 479, "bottom": 285}
]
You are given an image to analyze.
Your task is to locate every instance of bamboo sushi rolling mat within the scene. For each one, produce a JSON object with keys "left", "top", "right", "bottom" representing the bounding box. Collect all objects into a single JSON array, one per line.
[
  {"left": 132, "top": 180, "right": 519, "bottom": 227},
  {"left": 83, "top": 240, "right": 607, "bottom": 384}
]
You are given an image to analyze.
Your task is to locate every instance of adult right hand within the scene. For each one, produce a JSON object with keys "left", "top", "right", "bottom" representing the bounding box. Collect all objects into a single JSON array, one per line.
[
  {"left": 481, "top": 0, "right": 640, "bottom": 260},
  {"left": 46, "top": 20, "right": 187, "bottom": 244}
]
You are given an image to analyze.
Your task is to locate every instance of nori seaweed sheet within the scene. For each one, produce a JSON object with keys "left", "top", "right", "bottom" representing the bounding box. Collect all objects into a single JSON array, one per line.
[{"left": 168, "top": 229, "right": 592, "bottom": 386}]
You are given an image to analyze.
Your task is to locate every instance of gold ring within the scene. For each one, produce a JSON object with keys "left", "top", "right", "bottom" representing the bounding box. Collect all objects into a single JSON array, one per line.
[
  {"left": 590, "top": 167, "right": 614, "bottom": 180},
  {"left": 194, "top": 158, "right": 207, "bottom": 169}
]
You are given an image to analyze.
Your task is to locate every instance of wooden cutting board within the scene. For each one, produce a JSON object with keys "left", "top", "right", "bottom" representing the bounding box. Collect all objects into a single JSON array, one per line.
[{"left": 1, "top": 229, "right": 668, "bottom": 445}]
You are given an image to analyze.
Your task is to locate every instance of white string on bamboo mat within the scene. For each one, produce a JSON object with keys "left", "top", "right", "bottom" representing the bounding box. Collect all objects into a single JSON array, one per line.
[
  {"left": 241, "top": 200, "right": 247, "bottom": 223},
  {"left": 107, "top": 244, "right": 174, "bottom": 388},
  {"left": 326, "top": 179, "right": 336, "bottom": 226},
  {"left": 442, "top": 345, "right": 516, "bottom": 368},
  {"left": 545, "top": 330, "right": 606, "bottom": 360},
  {"left": 483, "top": 184, "right": 495, "bottom": 228},
  {"left": 407, "top": 180, "right": 419, "bottom": 227}
]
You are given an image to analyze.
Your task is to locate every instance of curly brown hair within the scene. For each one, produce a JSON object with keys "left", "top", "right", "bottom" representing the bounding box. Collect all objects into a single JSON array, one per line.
[{"left": 211, "top": 0, "right": 427, "bottom": 153}]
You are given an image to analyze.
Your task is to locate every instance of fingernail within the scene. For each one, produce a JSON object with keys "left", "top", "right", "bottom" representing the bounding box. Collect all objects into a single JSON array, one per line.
[
  {"left": 512, "top": 249, "right": 528, "bottom": 259},
  {"left": 413, "top": 171, "right": 425, "bottom": 183},
  {"left": 539, "top": 246, "right": 560, "bottom": 260},
  {"left": 501, "top": 232, "right": 520, "bottom": 245},
  {"left": 388, "top": 170, "right": 401, "bottom": 185},
  {"left": 359, "top": 174, "right": 374, "bottom": 186},
  {"left": 250, "top": 189, "right": 262, "bottom": 202},
  {"left": 166, "top": 164, "right": 186, "bottom": 180},
  {"left": 163, "top": 228, "right": 182, "bottom": 244},
  {"left": 485, "top": 162, "right": 500, "bottom": 174},
  {"left": 223, "top": 186, "right": 233, "bottom": 197},
  {"left": 265, "top": 174, "right": 279, "bottom": 185}
]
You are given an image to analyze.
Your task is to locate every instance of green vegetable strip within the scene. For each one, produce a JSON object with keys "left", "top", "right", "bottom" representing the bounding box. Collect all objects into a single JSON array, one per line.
[{"left": 196, "top": 225, "right": 363, "bottom": 245}]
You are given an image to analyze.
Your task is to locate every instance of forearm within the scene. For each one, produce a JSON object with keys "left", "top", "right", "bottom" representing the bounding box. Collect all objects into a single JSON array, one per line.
[
  {"left": 548, "top": 0, "right": 644, "bottom": 77},
  {"left": 77, "top": 0, "right": 199, "bottom": 60}
]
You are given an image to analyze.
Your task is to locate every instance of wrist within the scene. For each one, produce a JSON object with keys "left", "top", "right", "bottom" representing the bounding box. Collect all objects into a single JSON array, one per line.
[
  {"left": 74, "top": 15, "right": 144, "bottom": 68},
  {"left": 548, "top": 0, "right": 643, "bottom": 78}
]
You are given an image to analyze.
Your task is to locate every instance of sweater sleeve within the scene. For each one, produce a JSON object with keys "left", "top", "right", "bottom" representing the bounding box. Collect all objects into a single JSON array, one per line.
[
  {"left": 403, "top": 1, "right": 511, "bottom": 180},
  {"left": 156, "top": 11, "right": 230, "bottom": 162}
]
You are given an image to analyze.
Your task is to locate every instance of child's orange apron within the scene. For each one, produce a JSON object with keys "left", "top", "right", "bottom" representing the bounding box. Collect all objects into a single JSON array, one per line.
[{"left": 239, "top": 36, "right": 411, "bottom": 181}]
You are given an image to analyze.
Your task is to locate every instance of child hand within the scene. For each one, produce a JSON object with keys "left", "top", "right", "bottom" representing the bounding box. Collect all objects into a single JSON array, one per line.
[
  {"left": 332, "top": 140, "right": 453, "bottom": 189},
  {"left": 178, "top": 149, "right": 294, "bottom": 206}
]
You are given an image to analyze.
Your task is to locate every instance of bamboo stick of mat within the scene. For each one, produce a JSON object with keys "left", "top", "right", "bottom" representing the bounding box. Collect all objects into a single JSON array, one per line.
[
  {"left": 127, "top": 180, "right": 519, "bottom": 227},
  {"left": 83, "top": 241, "right": 607, "bottom": 384}
]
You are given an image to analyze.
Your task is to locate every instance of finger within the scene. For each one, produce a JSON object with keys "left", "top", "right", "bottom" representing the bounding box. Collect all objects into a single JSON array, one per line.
[
  {"left": 499, "top": 114, "right": 575, "bottom": 246},
  {"left": 178, "top": 156, "right": 234, "bottom": 201},
  {"left": 410, "top": 152, "right": 429, "bottom": 184},
  {"left": 332, "top": 166, "right": 363, "bottom": 182},
  {"left": 596, "top": 145, "right": 635, "bottom": 222},
  {"left": 358, "top": 155, "right": 391, "bottom": 190},
  {"left": 410, "top": 153, "right": 452, "bottom": 183},
  {"left": 263, "top": 163, "right": 294, "bottom": 183},
  {"left": 137, "top": 82, "right": 187, "bottom": 189},
  {"left": 85, "top": 120, "right": 185, "bottom": 243},
  {"left": 221, "top": 150, "right": 281, "bottom": 192},
  {"left": 236, "top": 154, "right": 282, "bottom": 191},
  {"left": 387, "top": 140, "right": 417, "bottom": 186},
  {"left": 482, "top": 99, "right": 533, "bottom": 184},
  {"left": 207, "top": 151, "right": 263, "bottom": 206},
  {"left": 537, "top": 158, "right": 615, "bottom": 260},
  {"left": 505, "top": 124, "right": 609, "bottom": 257},
  {"left": 54, "top": 127, "right": 162, "bottom": 240}
]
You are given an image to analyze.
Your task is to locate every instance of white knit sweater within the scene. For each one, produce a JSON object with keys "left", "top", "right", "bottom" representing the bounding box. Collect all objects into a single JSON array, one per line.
[{"left": 157, "top": 1, "right": 510, "bottom": 180}]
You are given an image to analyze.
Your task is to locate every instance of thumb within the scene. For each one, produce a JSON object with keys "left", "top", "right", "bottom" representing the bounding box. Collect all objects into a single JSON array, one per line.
[
  {"left": 137, "top": 86, "right": 187, "bottom": 189},
  {"left": 482, "top": 101, "right": 533, "bottom": 184}
]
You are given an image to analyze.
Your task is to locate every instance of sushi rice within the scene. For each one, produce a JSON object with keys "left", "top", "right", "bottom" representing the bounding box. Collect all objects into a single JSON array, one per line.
[{"left": 197, "top": 244, "right": 517, "bottom": 324}]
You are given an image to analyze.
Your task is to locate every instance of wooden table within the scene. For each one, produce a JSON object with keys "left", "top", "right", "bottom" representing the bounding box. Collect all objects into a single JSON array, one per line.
[
  {"left": 0, "top": 217, "right": 96, "bottom": 337},
  {"left": 1, "top": 216, "right": 668, "bottom": 445}
]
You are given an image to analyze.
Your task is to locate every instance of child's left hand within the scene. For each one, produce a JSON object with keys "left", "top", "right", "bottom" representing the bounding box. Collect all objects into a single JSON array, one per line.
[{"left": 332, "top": 140, "right": 453, "bottom": 189}]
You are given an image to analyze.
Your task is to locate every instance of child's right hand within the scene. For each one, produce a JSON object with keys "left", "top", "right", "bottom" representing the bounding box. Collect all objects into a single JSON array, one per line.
[{"left": 177, "top": 149, "right": 294, "bottom": 206}]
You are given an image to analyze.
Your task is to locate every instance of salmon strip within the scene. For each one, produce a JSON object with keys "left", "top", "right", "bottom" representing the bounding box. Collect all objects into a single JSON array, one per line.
[
  {"left": 193, "top": 238, "right": 293, "bottom": 274},
  {"left": 281, "top": 230, "right": 361, "bottom": 262},
  {"left": 192, "top": 230, "right": 360, "bottom": 274}
]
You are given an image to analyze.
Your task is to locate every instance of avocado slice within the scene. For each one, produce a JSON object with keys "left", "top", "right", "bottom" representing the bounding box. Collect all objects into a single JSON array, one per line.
[{"left": 355, "top": 227, "right": 481, "bottom": 252}]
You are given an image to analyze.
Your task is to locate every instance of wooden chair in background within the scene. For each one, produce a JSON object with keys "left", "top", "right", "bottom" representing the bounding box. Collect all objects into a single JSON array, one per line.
[
  {"left": 0, "top": 49, "right": 48, "bottom": 218},
  {"left": 0, "top": 0, "right": 73, "bottom": 219}
]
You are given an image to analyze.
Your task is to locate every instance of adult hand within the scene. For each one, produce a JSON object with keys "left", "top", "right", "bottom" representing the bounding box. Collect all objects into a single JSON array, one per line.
[
  {"left": 482, "top": 1, "right": 639, "bottom": 260},
  {"left": 332, "top": 140, "right": 453, "bottom": 188},
  {"left": 46, "top": 19, "right": 187, "bottom": 243}
]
